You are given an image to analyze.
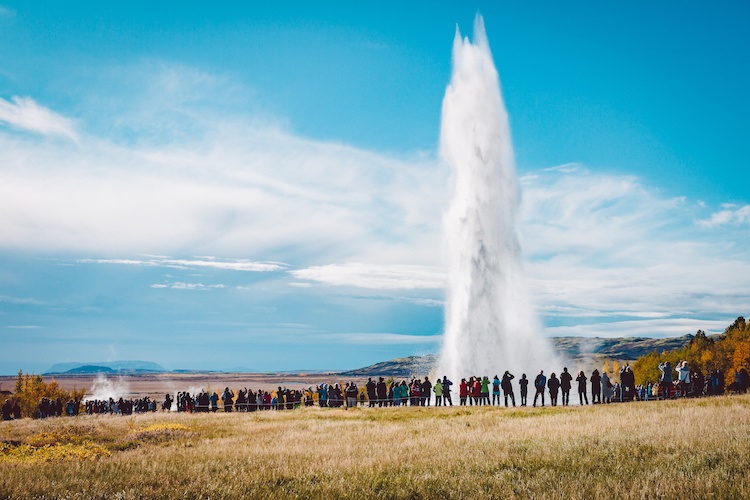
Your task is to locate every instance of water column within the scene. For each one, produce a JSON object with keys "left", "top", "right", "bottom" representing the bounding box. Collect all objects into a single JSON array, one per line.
[{"left": 438, "top": 16, "right": 556, "bottom": 382}]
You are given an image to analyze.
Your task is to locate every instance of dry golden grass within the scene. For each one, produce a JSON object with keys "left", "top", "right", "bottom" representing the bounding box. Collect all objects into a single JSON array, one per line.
[{"left": 1, "top": 395, "right": 749, "bottom": 499}]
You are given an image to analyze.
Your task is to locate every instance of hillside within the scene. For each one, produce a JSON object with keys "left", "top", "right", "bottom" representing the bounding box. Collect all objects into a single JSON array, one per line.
[
  {"left": 62, "top": 365, "right": 115, "bottom": 375},
  {"left": 341, "top": 335, "right": 694, "bottom": 377},
  {"left": 44, "top": 360, "right": 166, "bottom": 375}
]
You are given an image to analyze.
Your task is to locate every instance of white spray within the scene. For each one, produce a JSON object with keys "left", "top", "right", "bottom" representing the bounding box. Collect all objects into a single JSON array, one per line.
[
  {"left": 438, "top": 16, "right": 557, "bottom": 382},
  {"left": 86, "top": 373, "right": 130, "bottom": 401}
]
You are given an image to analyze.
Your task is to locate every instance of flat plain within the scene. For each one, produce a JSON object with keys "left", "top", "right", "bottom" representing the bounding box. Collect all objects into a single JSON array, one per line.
[{"left": 2, "top": 393, "right": 749, "bottom": 499}]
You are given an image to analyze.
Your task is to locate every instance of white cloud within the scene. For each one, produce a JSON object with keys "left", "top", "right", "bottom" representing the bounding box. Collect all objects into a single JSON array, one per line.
[
  {"left": 697, "top": 204, "right": 750, "bottom": 227},
  {"left": 78, "top": 257, "right": 283, "bottom": 272},
  {"left": 288, "top": 282, "right": 313, "bottom": 288},
  {"left": 0, "top": 96, "right": 78, "bottom": 141},
  {"left": 0, "top": 295, "right": 44, "bottom": 306},
  {"left": 0, "top": 69, "right": 445, "bottom": 263},
  {"left": 290, "top": 263, "right": 445, "bottom": 290},
  {"left": 518, "top": 167, "right": 750, "bottom": 337},
  {"left": 543, "top": 162, "right": 582, "bottom": 174},
  {"left": 1, "top": 64, "right": 748, "bottom": 344},
  {"left": 151, "top": 281, "right": 226, "bottom": 290},
  {"left": 545, "top": 317, "right": 731, "bottom": 339},
  {"left": 325, "top": 332, "right": 442, "bottom": 345}
]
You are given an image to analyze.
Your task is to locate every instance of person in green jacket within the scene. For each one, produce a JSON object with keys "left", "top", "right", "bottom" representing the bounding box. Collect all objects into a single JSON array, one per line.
[
  {"left": 434, "top": 379, "right": 443, "bottom": 406},
  {"left": 480, "top": 376, "right": 491, "bottom": 405}
]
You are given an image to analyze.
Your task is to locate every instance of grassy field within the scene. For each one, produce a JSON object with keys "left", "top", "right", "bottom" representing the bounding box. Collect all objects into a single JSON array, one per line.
[{"left": 1, "top": 395, "right": 749, "bottom": 499}]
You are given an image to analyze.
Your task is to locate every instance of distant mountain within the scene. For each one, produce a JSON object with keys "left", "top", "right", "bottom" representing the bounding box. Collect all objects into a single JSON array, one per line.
[
  {"left": 341, "top": 355, "right": 438, "bottom": 377},
  {"left": 550, "top": 335, "right": 694, "bottom": 363},
  {"left": 44, "top": 360, "right": 166, "bottom": 375},
  {"left": 341, "top": 335, "right": 695, "bottom": 377},
  {"left": 63, "top": 365, "right": 115, "bottom": 374}
]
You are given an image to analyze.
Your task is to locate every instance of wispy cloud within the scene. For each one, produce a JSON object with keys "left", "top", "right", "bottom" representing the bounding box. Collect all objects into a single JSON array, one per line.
[
  {"left": 697, "top": 204, "right": 750, "bottom": 227},
  {"left": 291, "top": 263, "right": 445, "bottom": 290},
  {"left": 79, "top": 257, "right": 283, "bottom": 272},
  {"left": 0, "top": 96, "right": 78, "bottom": 141},
  {"left": 151, "top": 282, "right": 226, "bottom": 290},
  {"left": 546, "top": 318, "right": 731, "bottom": 339},
  {"left": 519, "top": 167, "right": 750, "bottom": 338},
  {"left": 0, "top": 295, "right": 44, "bottom": 306},
  {"left": 324, "top": 332, "right": 442, "bottom": 345}
]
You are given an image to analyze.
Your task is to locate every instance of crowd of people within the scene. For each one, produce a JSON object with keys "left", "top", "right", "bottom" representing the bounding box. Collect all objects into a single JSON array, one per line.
[
  {"left": 3, "top": 362, "right": 749, "bottom": 420},
  {"left": 0, "top": 399, "right": 21, "bottom": 420}
]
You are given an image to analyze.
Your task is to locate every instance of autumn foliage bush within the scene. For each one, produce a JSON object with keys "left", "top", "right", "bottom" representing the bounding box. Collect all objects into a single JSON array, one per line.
[
  {"left": 633, "top": 316, "right": 750, "bottom": 385},
  {"left": 11, "top": 371, "right": 86, "bottom": 419}
]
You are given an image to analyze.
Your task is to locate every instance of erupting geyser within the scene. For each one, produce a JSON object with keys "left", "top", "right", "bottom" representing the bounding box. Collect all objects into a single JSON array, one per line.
[{"left": 438, "top": 16, "right": 556, "bottom": 382}]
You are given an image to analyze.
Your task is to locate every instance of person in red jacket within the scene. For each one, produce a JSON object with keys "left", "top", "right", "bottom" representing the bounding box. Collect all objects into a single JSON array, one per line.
[
  {"left": 471, "top": 377, "right": 482, "bottom": 406},
  {"left": 459, "top": 378, "right": 469, "bottom": 405}
]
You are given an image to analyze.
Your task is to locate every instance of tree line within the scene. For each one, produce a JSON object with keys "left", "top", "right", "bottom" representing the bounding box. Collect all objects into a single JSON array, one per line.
[
  {"left": 632, "top": 316, "right": 750, "bottom": 385},
  {"left": 8, "top": 371, "right": 85, "bottom": 419}
]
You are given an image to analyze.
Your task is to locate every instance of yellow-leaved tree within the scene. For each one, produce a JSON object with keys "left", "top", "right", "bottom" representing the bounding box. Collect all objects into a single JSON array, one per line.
[
  {"left": 631, "top": 317, "right": 750, "bottom": 385},
  {"left": 12, "top": 370, "right": 85, "bottom": 419}
]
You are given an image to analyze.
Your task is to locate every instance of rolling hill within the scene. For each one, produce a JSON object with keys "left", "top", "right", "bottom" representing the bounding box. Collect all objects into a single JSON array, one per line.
[{"left": 341, "top": 335, "right": 695, "bottom": 377}]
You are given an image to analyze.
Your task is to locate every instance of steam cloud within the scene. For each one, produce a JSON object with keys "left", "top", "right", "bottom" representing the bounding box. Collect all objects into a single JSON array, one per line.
[{"left": 86, "top": 374, "right": 131, "bottom": 401}]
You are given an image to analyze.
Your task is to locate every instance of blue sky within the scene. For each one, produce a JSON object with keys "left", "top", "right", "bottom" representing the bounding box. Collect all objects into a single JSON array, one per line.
[{"left": 1, "top": 2, "right": 749, "bottom": 374}]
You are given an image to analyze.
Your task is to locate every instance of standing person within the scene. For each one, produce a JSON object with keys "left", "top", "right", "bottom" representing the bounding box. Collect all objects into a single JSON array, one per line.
[
  {"left": 740, "top": 368, "right": 750, "bottom": 394},
  {"left": 492, "top": 375, "right": 501, "bottom": 405},
  {"left": 659, "top": 361, "right": 673, "bottom": 400},
  {"left": 548, "top": 373, "right": 560, "bottom": 406},
  {"left": 601, "top": 372, "right": 612, "bottom": 403},
  {"left": 376, "top": 377, "right": 387, "bottom": 407},
  {"left": 422, "top": 377, "right": 432, "bottom": 406},
  {"left": 209, "top": 391, "right": 219, "bottom": 412},
  {"left": 397, "top": 380, "right": 407, "bottom": 406},
  {"left": 692, "top": 370, "right": 705, "bottom": 398},
  {"left": 163, "top": 393, "right": 173, "bottom": 412},
  {"left": 433, "top": 378, "right": 443, "bottom": 406},
  {"left": 472, "top": 377, "right": 482, "bottom": 406},
  {"left": 1, "top": 399, "right": 11, "bottom": 420},
  {"left": 533, "top": 370, "right": 547, "bottom": 407},
  {"left": 501, "top": 371, "right": 515, "bottom": 407},
  {"left": 345, "top": 382, "right": 358, "bottom": 409},
  {"left": 590, "top": 369, "right": 601, "bottom": 404},
  {"left": 222, "top": 387, "right": 234, "bottom": 412},
  {"left": 519, "top": 374, "right": 529, "bottom": 406},
  {"left": 276, "top": 387, "right": 286, "bottom": 411},
  {"left": 317, "top": 384, "right": 328, "bottom": 408},
  {"left": 560, "top": 368, "right": 572, "bottom": 406},
  {"left": 480, "top": 376, "right": 490, "bottom": 406},
  {"left": 677, "top": 361, "right": 690, "bottom": 397},
  {"left": 625, "top": 365, "right": 637, "bottom": 401},
  {"left": 459, "top": 378, "right": 469, "bottom": 406},
  {"left": 619, "top": 364, "right": 631, "bottom": 401},
  {"left": 366, "top": 378, "right": 376, "bottom": 407},
  {"left": 576, "top": 370, "right": 588, "bottom": 405},
  {"left": 410, "top": 379, "right": 422, "bottom": 406},
  {"left": 442, "top": 376, "right": 453, "bottom": 406}
]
